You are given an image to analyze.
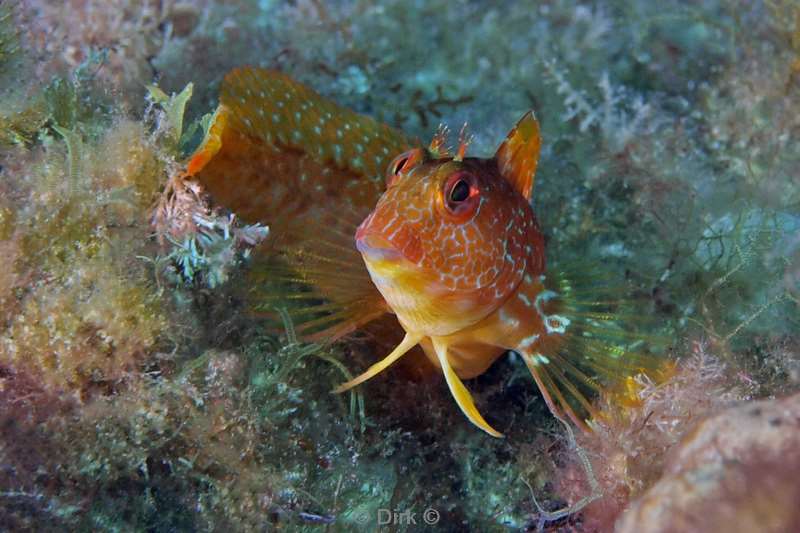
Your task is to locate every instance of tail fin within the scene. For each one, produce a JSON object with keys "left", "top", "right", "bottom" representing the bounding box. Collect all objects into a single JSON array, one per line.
[
  {"left": 521, "top": 264, "right": 673, "bottom": 432},
  {"left": 183, "top": 67, "right": 415, "bottom": 341}
]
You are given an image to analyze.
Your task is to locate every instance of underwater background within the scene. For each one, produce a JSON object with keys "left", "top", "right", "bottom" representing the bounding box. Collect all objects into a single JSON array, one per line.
[{"left": 1, "top": 0, "right": 799, "bottom": 531}]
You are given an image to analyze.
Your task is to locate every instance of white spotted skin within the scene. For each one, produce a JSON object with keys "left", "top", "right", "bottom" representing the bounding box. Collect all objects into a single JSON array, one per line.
[
  {"left": 358, "top": 156, "right": 546, "bottom": 338},
  {"left": 356, "top": 146, "right": 557, "bottom": 377}
]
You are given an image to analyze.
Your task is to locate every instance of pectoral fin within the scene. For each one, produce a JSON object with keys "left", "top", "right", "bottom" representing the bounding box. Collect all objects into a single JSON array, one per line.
[
  {"left": 432, "top": 338, "right": 503, "bottom": 438},
  {"left": 332, "top": 332, "right": 422, "bottom": 393}
]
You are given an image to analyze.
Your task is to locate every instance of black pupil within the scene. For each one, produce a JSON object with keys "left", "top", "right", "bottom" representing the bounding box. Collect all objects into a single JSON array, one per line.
[
  {"left": 394, "top": 157, "right": 408, "bottom": 174},
  {"left": 450, "top": 180, "right": 470, "bottom": 202}
]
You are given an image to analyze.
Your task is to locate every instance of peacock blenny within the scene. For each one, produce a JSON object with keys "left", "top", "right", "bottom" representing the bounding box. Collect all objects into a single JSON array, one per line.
[{"left": 182, "top": 66, "right": 660, "bottom": 437}]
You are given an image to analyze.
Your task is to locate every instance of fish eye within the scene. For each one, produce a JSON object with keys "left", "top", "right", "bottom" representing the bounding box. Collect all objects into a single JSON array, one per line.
[
  {"left": 386, "top": 149, "right": 423, "bottom": 188},
  {"left": 443, "top": 172, "right": 479, "bottom": 217},
  {"left": 449, "top": 179, "right": 470, "bottom": 202},
  {"left": 392, "top": 156, "right": 410, "bottom": 175}
]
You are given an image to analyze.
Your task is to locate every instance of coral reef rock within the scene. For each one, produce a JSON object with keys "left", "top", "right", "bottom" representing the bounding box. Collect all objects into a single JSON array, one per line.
[{"left": 617, "top": 392, "right": 800, "bottom": 533}]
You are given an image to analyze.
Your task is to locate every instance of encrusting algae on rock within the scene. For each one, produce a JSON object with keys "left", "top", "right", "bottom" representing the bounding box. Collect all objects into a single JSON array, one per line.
[
  {"left": 1, "top": 119, "right": 171, "bottom": 397},
  {"left": 179, "top": 66, "right": 669, "bottom": 437}
]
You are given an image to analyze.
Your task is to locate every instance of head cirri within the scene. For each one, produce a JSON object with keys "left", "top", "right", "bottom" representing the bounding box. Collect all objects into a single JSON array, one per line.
[{"left": 355, "top": 115, "right": 545, "bottom": 337}]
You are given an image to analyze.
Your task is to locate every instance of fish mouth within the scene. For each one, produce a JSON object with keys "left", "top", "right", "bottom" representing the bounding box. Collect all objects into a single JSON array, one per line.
[
  {"left": 355, "top": 233, "right": 405, "bottom": 262},
  {"left": 355, "top": 212, "right": 423, "bottom": 264}
]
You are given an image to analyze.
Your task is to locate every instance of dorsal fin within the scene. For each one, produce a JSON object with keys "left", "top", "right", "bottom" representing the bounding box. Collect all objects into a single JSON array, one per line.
[
  {"left": 188, "top": 66, "right": 415, "bottom": 226},
  {"left": 183, "top": 67, "right": 416, "bottom": 341},
  {"left": 494, "top": 111, "right": 541, "bottom": 199}
]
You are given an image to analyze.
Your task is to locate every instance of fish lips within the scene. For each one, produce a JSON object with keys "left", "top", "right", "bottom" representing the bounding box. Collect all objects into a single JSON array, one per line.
[
  {"left": 355, "top": 213, "right": 423, "bottom": 264},
  {"left": 355, "top": 232, "right": 406, "bottom": 262}
]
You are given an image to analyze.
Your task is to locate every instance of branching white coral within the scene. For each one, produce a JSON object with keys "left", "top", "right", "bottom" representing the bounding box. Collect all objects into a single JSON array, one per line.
[
  {"left": 543, "top": 61, "right": 660, "bottom": 153},
  {"left": 145, "top": 82, "right": 269, "bottom": 289}
]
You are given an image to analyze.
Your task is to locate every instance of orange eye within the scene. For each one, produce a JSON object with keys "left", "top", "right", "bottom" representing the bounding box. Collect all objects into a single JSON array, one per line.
[
  {"left": 386, "top": 148, "right": 423, "bottom": 187},
  {"left": 443, "top": 172, "right": 479, "bottom": 219}
]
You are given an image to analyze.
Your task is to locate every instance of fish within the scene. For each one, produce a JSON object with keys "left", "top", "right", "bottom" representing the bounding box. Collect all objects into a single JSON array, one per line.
[{"left": 183, "top": 66, "right": 664, "bottom": 437}]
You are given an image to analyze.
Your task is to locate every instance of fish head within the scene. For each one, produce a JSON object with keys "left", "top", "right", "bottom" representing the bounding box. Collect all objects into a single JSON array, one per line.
[{"left": 356, "top": 112, "right": 545, "bottom": 335}]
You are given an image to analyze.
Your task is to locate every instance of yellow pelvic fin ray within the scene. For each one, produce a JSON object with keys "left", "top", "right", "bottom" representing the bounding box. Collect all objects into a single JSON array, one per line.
[
  {"left": 432, "top": 338, "right": 503, "bottom": 438},
  {"left": 332, "top": 332, "right": 422, "bottom": 393}
]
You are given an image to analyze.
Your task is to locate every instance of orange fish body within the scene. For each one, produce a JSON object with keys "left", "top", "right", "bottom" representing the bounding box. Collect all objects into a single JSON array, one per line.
[
  {"left": 184, "top": 67, "right": 661, "bottom": 438},
  {"left": 337, "top": 113, "right": 584, "bottom": 436}
]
